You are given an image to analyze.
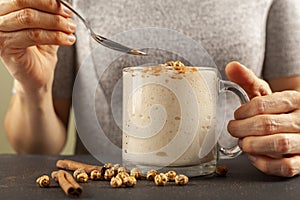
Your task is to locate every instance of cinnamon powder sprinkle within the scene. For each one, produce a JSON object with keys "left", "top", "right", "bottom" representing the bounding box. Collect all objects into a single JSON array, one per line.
[{"left": 163, "top": 61, "right": 198, "bottom": 74}]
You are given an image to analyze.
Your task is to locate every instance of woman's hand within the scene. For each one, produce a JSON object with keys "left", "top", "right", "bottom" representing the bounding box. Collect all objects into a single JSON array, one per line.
[
  {"left": 226, "top": 61, "right": 300, "bottom": 177},
  {"left": 0, "top": 0, "right": 76, "bottom": 94}
]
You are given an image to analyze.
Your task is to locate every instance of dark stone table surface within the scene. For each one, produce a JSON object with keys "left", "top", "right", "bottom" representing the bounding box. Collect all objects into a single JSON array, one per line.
[{"left": 0, "top": 153, "right": 299, "bottom": 200}]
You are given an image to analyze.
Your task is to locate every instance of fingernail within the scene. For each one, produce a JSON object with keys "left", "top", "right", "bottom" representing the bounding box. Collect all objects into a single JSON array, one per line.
[
  {"left": 63, "top": 5, "right": 73, "bottom": 16},
  {"left": 67, "top": 34, "right": 76, "bottom": 43},
  {"left": 68, "top": 21, "right": 77, "bottom": 32},
  {"left": 248, "top": 155, "right": 257, "bottom": 163}
]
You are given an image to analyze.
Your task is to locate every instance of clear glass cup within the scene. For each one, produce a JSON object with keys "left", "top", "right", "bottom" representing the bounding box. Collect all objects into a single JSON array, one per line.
[{"left": 122, "top": 65, "right": 249, "bottom": 177}]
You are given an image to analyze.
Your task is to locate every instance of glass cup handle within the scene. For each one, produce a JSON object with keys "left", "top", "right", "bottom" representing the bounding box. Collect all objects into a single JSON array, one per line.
[{"left": 218, "top": 80, "right": 250, "bottom": 158}]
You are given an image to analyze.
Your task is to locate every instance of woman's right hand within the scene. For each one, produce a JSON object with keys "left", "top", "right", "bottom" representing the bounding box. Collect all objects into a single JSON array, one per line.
[{"left": 0, "top": 0, "right": 76, "bottom": 94}]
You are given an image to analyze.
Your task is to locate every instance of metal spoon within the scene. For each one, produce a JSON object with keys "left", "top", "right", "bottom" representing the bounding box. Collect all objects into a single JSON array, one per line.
[{"left": 59, "top": 0, "right": 146, "bottom": 55}]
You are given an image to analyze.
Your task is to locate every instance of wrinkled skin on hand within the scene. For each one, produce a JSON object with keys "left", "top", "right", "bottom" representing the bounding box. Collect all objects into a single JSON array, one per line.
[
  {"left": 0, "top": 0, "right": 76, "bottom": 93},
  {"left": 226, "top": 61, "right": 300, "bottom": 177}
]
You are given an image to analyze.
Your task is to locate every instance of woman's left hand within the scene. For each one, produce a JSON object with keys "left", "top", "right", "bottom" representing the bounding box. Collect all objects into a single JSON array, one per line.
[{"left": 226, "top": 61, "right": 300, "bottom": 177}]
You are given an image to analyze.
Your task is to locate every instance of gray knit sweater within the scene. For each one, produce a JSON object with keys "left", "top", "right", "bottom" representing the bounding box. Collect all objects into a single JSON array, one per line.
[{"left": 53, "top": 0, "right": 300, "bottom": 154}]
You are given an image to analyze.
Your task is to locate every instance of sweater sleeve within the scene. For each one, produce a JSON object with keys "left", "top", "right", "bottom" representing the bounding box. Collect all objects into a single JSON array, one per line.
[
  {"left": 52, "top": 45, "right": 76, "bottom": 99},
  {"left": 263, "top": 0, "right": 300, "bottom": 79}
]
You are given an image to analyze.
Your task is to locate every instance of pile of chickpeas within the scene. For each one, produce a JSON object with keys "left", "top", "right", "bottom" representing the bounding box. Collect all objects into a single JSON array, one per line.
[{"left": 37, "top": 162, "right": 228, "bottom": 189}]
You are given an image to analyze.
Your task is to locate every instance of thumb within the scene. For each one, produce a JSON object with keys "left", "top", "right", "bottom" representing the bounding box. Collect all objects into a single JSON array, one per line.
[{"left": 225, "top": 61, "right": 272, "bottom": 99}]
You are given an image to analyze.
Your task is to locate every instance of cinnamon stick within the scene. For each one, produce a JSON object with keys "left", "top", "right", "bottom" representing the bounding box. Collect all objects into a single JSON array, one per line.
[
  {"left": 51, "top": 170, "right": 83, "bottom": 197},
  {"left": 56, "top": 159, "right": 103, "bottom": 174}
]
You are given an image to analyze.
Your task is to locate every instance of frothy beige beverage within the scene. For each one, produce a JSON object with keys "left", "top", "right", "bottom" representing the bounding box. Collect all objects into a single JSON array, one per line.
[{"left": 122, "top": 62, "right": 248, "bottom": 176}]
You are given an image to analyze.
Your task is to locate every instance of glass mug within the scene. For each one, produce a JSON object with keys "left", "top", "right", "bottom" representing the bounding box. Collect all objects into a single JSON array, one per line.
[{"left": 122, "top": 65, "right": 249, "bottom": 177}]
